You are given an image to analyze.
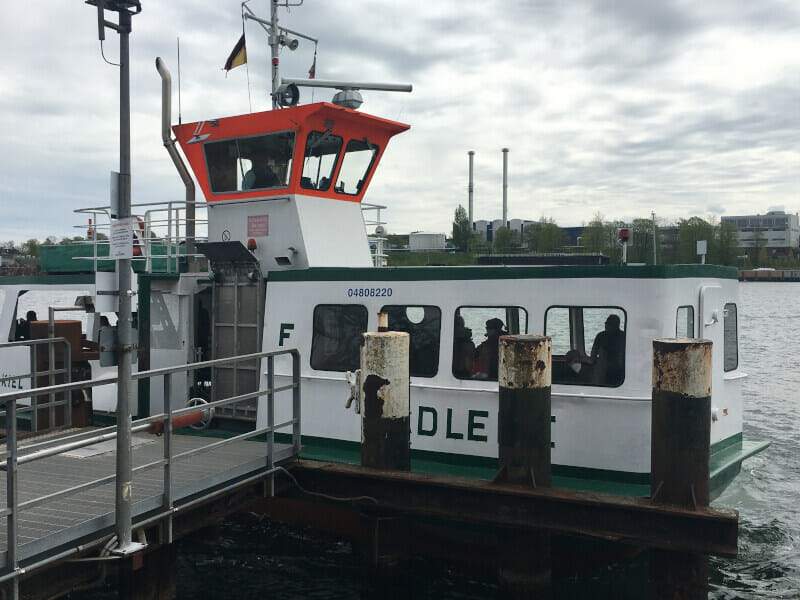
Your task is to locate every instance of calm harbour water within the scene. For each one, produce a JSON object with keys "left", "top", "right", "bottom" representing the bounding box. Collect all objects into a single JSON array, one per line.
[{"left": 69, "top": 283, "right": 798, "bottom": 599}]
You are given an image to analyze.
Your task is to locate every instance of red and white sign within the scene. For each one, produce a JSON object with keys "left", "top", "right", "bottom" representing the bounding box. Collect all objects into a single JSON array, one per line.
[{"left": 247, "top": 215, "right": 270, "bottom": 237}]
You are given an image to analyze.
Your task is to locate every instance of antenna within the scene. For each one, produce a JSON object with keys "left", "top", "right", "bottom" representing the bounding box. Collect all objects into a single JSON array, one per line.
[{"left": 177, "top": 37, "right": 182, "bottom": 124}]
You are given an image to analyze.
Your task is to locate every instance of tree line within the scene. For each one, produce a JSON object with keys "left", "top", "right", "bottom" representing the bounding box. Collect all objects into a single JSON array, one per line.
[{"left": 451, "top": 206, "right": 798, "bottom": 268}]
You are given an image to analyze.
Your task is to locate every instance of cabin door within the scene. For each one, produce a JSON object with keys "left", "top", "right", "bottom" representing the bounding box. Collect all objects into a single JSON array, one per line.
[
  {"left": 210, "top": 264, "right": 265, "bottom": 423},
  {"left": 698, "top": 284, "right": 725, "bottom": 376}
]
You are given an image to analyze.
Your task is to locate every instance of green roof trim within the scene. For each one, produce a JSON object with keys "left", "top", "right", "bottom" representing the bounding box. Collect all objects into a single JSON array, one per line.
[
  {"left": 268, "top": 264, "right": 739, "bottom": 283},
  {"left": 0, "top": 273, "right": 95, "bottom": 285}
]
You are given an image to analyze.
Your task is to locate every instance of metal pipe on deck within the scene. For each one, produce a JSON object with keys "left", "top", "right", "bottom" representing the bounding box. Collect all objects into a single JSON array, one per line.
[
  {"left": 156, "top": 57, "right": 196, "bottom": 267},
  {"left": 650, "top": 338, "right": 713, "bottom": 599}
]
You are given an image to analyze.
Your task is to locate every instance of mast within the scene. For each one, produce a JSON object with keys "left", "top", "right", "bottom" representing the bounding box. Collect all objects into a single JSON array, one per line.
[{"left": 270, "top": 0, "right": 280, "bottom": 109}]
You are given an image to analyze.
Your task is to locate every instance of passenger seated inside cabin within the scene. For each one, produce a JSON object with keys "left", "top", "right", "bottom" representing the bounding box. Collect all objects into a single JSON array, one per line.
[
  {"left": 243, "top": 148, "right": 280, "bottom": 190},
  {"left": 472, "top": 318, "right": 507, "bottom": 380},
  {"left": 590, "top": 314, "right": 626, "bottom": 385},
  {"left": 15, "top": 310, "right": 37, "bottom": 341},
  {"left": 452, "top": 315, "right": 475, "bottom": 378},
  {"left": 563, "top": 349, "right": 585, "bottom": 383}
]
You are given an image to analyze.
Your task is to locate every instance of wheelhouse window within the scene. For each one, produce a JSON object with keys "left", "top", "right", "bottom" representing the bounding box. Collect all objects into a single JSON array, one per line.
[
  {"left": 335, "top": 139, "right": 379, "bottom": 195},
  {"left": 723, "top": 303, "right": 738, "bottom": 372},
  {"left": 204, "top": 131, "right": 295, "bottom": 193},
  {"left": 545, "top": 306, "right": 626, "bottom": 387},
  {"left": 301, "top": 130, "right": 342, "bottom": 191},
  {"left": 452, "top": 306, "right": 528, "bottom": 381},
  {"left": 310, "top": 304, "right": 368, "bottom": 372},
  {"left": 676, "top": 306, "right": 694, "bottom": 338},
  {"left": 380, "top": 305, "right": 441, "bottom": 378}
]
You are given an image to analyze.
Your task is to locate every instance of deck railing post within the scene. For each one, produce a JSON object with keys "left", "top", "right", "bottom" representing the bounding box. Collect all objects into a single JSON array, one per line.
[
  {"left": 48, "top": 307, "right": 56, "bottom": 429},
  {"left": 64, "top": 340, "right": 72, "bottom": 429},
  {"left": 650, "top": 338, "right": 713, "bottom": 600},
  {"left": 495, "top": 334, "right": 553, "bottom": 597},
  {"left": 6, "top": 398, "right": 19, "bottom": 600},
  {"left": 292, "top": 351, "right": 301, "bottom": 457},
  {"left": 30, "top": 344, "right": 38, "bottom": 433},
  {"left": 162, "top": 373, "right": 173, "bottom": 543},
  {"left": 266, "top": 355, "right": 275, "bottom": 497}
]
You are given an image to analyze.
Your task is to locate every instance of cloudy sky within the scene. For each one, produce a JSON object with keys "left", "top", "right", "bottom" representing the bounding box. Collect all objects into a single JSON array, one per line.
[{"left": 2, "top": 0, "right": 800, "bottom": 243}]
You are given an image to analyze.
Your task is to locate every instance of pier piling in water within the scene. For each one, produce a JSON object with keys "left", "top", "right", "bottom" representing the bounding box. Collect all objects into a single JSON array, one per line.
[
  {"left": 359, "top": 329, "right": 411, "bottom": 470},
  {"left": 495, "top": 334, "right": 553, "bottom": 597},
  {"left": 650, "top": 338, "right": 713, "bottom": 600},
  {"left": 496, "top": 334, "right": 552, "bottom": 487}
]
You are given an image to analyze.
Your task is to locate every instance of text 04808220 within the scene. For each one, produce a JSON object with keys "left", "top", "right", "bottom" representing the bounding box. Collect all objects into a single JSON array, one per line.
[{"left": 347, "top": 287, "right": 392, "bottom": 298}]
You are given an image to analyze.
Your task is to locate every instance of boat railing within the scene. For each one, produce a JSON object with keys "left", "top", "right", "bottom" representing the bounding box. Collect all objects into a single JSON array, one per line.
[
  {"left": 362, "top": 202, "right": 388, "bottom": 267},
  {"left": 72, "top": 200, "right": 209, "bottom": 274},
  {"left": 0, "top": 348, "right": 301, "bottom": 589}
]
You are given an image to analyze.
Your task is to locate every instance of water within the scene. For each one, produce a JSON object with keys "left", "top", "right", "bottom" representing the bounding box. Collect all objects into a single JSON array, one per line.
[{"left": 69, "top": 283, "right": 798, "bottom": 598}]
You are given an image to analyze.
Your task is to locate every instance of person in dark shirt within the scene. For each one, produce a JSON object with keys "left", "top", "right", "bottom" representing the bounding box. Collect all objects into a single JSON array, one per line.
[
  {"left": 590, "top": 314, "right": 625, "bottom": 385},
  {"left": 15, "top": 310, "right": 37, "bottom": 341},
  {"left": 473, "top": 318, "right": 506, "bottom": 380}
]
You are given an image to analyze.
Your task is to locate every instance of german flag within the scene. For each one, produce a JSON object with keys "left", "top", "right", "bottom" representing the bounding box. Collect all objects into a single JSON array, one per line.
[{"left": 224, "top": 34, "right": 247, "bottom": 71}]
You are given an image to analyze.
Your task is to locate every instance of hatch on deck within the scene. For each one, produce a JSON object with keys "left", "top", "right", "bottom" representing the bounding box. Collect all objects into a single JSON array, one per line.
[{"left": 174, "top": 103, "right": 409, "bottom": 204}]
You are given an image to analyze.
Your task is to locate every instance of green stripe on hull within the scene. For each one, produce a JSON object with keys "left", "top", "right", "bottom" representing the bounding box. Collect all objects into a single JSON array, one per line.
[
  {"left": 268, "top": 264, "right": 738, "bottom": 283},
  {"left": 275, "top": 432, "right": 767, "bottom": 498}
]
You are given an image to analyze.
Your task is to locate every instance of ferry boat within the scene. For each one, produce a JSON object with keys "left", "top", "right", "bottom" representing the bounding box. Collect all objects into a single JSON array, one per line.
[{"left": 0, "top": 3, "right": 768, "bottom": 501}]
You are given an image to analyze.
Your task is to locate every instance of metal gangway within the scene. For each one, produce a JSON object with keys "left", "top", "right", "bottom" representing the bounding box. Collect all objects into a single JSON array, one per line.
[{"left": 0, "top": 349, "right": 301, "bottom": 598}]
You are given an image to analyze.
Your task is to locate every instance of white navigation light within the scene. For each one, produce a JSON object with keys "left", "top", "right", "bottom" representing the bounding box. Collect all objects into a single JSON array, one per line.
[
  {"left": 276, "top": 83, "right": 300, "bottom": 107},
  {"left": 280, "top": 34, "right": 299, "bottom": 51},
  {"left": 332, "top": 89, "right": 363, "bottom": 110}
]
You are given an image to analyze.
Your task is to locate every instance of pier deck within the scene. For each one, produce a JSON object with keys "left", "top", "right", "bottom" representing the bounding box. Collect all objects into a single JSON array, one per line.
[{"left": 0, "top": 430, "right": 294, "bottom": 571}]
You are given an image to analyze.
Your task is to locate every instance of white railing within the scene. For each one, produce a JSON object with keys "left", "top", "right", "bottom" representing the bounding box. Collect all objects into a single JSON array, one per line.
[
  {"left": 72, "top": 201, "right": 209, "bottom": 274},
  {"left": 362, "top": 202, "right": 388, "bottom": 267}
]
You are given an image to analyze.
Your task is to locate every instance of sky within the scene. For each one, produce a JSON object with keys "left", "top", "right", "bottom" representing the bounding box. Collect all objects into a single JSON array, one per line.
[{"left": 2, "top": 0, "right": 800, "bottom": 243}]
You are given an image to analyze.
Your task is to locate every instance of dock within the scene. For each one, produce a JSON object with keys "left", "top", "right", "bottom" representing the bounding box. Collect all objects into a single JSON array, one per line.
[
  {"left": 0, "top": 338, "right": 746, "bottom": 600},
  {"left": 0, "top": 349, "right": 301, "bottom": 600}
]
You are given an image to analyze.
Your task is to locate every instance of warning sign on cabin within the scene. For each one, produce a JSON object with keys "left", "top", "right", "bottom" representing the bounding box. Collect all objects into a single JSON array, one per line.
[{"left": 247, "top": 215, "right": 269, "bottom": 237}]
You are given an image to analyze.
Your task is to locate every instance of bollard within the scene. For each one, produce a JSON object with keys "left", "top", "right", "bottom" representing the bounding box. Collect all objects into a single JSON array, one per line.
[
  {"left": 360, "top": 330, "right": 411, "bottom": 470},
  {"left": 650, "top": 338, "right": 712, "bottom": 600},
  {"left": 495, "top": 334, "right": 552, "bottom": 598},
  {"left": 496, "top": 334, "right": 552, "bottom": 487}
]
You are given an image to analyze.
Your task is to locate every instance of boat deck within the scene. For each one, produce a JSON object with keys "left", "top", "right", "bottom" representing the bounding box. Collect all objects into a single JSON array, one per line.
[{"left": 0, "top": 430, "right": 294, "bottom": 570}]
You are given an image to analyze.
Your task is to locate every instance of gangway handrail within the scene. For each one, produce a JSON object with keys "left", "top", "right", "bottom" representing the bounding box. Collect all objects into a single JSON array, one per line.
[{"left": 0, "top": 347, "right": 301, "bottom": 591}]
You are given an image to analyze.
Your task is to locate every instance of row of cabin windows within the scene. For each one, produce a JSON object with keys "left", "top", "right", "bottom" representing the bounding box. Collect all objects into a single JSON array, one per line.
[
  {"left": 204, "top": 130, "right": 379, "bottom": 196},
  {"left": 310, "top": 303, "right": 739, "bottom": 384}
]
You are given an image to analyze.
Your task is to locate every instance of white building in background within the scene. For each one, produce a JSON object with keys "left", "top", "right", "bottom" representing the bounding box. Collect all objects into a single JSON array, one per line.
[
  {"left": 473, "top": 218, "right": 537, "bottom": 242},
  {"left": 721, "top": 211, "right": 800, "bottom": 257},
  {"left": 409, "top": 231, "right": 446, "bottom": 253}
]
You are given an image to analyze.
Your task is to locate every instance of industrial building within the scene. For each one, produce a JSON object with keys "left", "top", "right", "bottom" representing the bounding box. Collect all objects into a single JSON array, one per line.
[{"left": 721, "top": 211, "right": 800, "bottom": 257}]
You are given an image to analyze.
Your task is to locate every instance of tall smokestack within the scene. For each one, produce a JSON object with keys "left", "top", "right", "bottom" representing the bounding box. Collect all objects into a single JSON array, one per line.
[
  {"left": 468, "top": 150, "right": 475, "bottom": 226},
  {"left": 502, "top": 148, "right": 509, "bottom": 226}
]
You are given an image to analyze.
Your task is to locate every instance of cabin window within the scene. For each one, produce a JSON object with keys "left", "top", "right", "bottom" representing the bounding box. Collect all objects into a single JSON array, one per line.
[
  {"left": 301, "top": 131, "right": 342, "bottom": 191},
  {"left": 310, "top": 304, "right": 368, "bottom": 372},
  {"left": 335, "top": 139, "right": 380, "bottom": 195},
  {"left": 379, "top": 305, "right": 441, "bottom": 378},
  {"left": 676, "top": 306, "right": 694, "bottom": 337},
  {"left": 545, "top": 306, "right": 626, "bottom": 387},
  {"left": 723, "top": 303, "right": 738, "bottom": 372},
  {"left": 452, "top": 306, "right": 528, "bottom": 381},
  {"left": 204, "top": 131, "right": 295, "bottom": 193}
]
